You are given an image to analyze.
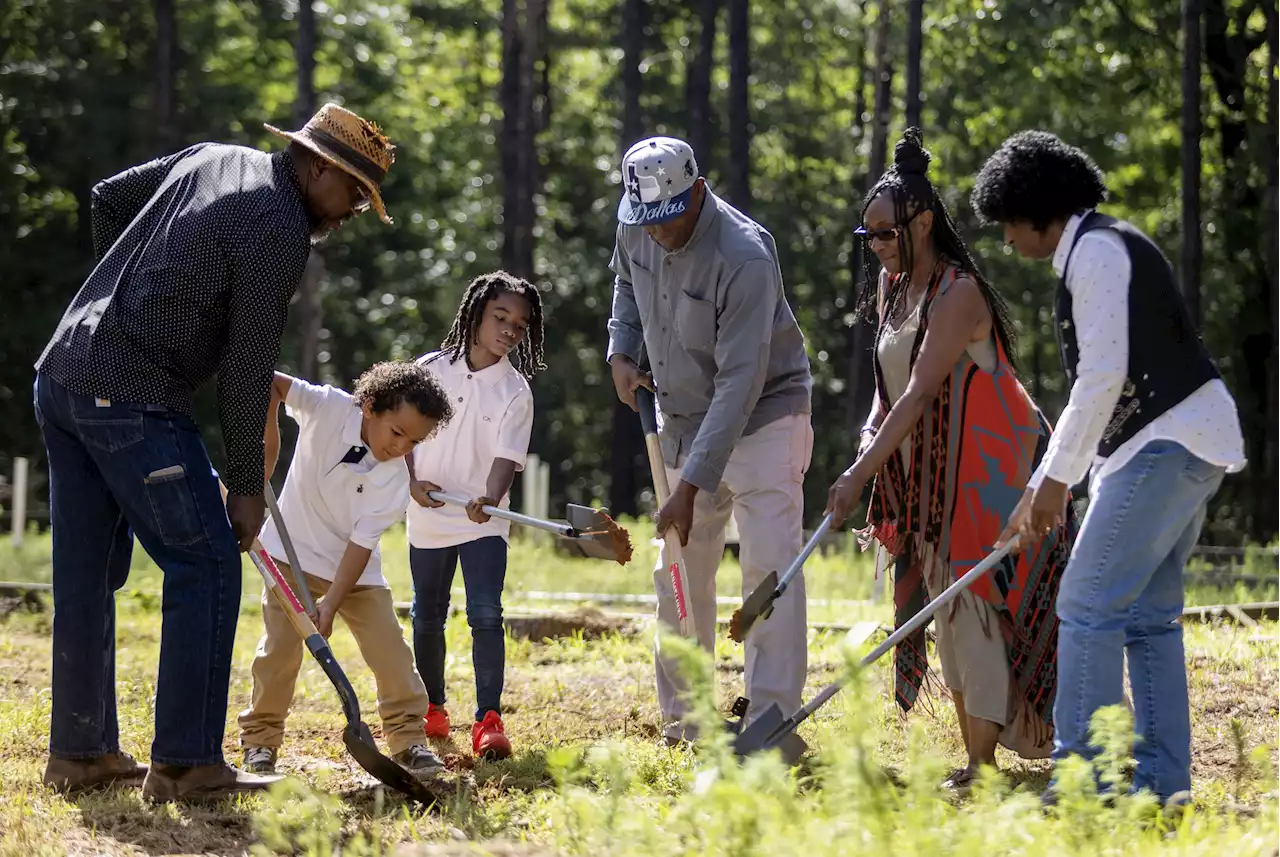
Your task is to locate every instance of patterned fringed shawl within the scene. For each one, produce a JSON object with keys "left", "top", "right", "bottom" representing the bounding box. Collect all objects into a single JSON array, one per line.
[{"left": 861, "top": 262, "right": 1078, "bottom": 743}]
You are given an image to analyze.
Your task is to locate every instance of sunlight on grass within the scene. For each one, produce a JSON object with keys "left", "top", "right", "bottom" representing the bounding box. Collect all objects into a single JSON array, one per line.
[{"left": 0, "top": 527, "right": 1276, "bottom": 855}]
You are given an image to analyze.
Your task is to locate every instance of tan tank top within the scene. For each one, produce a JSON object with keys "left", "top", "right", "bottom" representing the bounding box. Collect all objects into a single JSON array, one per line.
[{"left": 876, "top": 295, "right": 997, "bottom": 466}]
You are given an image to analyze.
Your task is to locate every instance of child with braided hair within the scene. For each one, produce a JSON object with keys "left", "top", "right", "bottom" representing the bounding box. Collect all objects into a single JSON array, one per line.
[{"left": 406, "top": 270, "right": 546, "bottom": 760}]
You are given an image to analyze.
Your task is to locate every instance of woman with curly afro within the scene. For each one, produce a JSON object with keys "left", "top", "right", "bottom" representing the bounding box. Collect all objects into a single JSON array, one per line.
[
  {"left": 974, "top": 130, "right": 1246, "bottom": 805},
  {"left": 827, "top": 128, "right": 1076, "bottom": 792}
]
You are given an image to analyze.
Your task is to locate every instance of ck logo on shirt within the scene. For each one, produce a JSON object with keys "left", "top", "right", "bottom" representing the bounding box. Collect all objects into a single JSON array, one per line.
[{"left": 356, "top": 484, "right": 364, "bottom": 493}]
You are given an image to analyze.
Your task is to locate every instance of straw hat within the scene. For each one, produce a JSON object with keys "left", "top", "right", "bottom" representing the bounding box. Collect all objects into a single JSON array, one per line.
[{"left": 265, "top": 103, "right": 396, "bottom": 225}]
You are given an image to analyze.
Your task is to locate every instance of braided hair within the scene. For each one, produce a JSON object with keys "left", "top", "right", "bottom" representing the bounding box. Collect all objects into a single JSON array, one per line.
[
  {"left": 856, "top": 127, "right": 1019, "bottom": 368},
  {"left": 438, "top": 270, "right": 546, "bottom": 379}
]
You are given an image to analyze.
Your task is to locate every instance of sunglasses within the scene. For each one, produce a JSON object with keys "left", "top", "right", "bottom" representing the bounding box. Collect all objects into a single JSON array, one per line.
[{"left": 855, "top": 207, "right": 923, "bottom": 243}]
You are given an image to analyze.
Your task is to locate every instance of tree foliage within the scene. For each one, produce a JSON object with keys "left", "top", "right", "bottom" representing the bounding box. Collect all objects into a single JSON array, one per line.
[{"left": 1, "top": 0, "right": 1274, "bottom": 542}]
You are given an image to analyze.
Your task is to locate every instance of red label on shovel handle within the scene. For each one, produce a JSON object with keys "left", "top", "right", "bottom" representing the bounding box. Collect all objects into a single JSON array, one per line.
[
  {"left": 256, "top": 549, "right": 307, "bottom": 615},
  {"left": 670, "top": 562, "right": 688, "bottom": 621}
]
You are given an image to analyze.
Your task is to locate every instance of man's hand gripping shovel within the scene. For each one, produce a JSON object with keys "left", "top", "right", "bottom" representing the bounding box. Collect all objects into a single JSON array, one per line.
[
  {"left": 731, "top": 536, "right": 1021, "bottom": 766},
  {"left": 224, "top": 480, "right": 441, "bottom": 804}
]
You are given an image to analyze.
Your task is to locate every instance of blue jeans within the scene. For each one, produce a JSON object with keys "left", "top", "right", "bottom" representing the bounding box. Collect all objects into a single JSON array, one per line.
[
  {"left": 34, "top": 373, "right": 242, "bottom": 767},
  {"left": 409, "top": 538, "right": 507, "bottom": 720},
  {"left": 1053, "top": 440, "right": 1225, "bottom": 799}
]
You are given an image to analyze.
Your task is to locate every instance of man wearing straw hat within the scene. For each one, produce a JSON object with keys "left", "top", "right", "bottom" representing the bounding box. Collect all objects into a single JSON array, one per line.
[{"left": 33, "top": 103, "right": 395, "bottom": 802}]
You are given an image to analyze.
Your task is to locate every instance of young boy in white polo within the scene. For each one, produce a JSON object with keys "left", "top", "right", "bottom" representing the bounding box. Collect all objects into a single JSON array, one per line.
[
  {"left": 238, "top": 361, "right": 453, "bottom": 780},
  {"left": 407, "top": 271, "right": 545, "bottom": 760}
]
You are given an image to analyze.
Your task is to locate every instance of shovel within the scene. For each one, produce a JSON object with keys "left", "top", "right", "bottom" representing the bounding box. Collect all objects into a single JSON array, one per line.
[
  {"left": 263, "top": 480, "right": 317, "bottom": 617},
  {"left": 728, "top": 513, "right": 833, "bottom": 643},
  {"left": 732, "top": 536, "right": 1021, "bottom": 765},
  {"left": 426, "top": 491, "right": 634, "bottom": 565},
  {"left": 223, "top": 482, "right": 440, "bottom": 804},
  {"left": 244, "top": 546, "right": 441, "bottom": 804}
]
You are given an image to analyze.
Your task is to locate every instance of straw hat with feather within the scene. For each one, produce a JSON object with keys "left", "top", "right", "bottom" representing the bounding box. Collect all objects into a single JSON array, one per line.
[{"left": 265, "top": 102, "right": 397, "bottom": 225}]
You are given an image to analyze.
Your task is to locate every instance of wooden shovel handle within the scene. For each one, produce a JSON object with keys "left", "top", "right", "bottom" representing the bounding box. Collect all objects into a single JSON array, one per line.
[{"left": 218, "top": 479, "right": 322, "bottom": 640}]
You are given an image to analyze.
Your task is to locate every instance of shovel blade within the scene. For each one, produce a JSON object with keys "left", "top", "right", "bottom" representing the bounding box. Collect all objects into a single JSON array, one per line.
[
  {"left": 735, "top": 570, "right": 781, "bottom": 639},
  {"left": 566, "top": 504, "right": 629, "bottom": 562},
  {"left": 732, "top": 702, "right": 789, "bottom": 757},
  {"left": 342, "top": 722, "right": 439, "bottom": 804}
]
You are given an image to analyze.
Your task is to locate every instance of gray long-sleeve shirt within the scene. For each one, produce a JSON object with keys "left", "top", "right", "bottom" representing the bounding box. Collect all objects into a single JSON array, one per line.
[{"left": 607, "top": 189, "right": 812, "bottom": 492}]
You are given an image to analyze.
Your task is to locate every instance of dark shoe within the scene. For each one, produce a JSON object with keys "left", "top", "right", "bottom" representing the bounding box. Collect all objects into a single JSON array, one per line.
[
  {"left": 43, "top": 751, "right": 148, "bottom": 794},
  {"left": 142, "top": 763, "right": 282, "bottom": 803},
  {"left": 242, "top": 746, "right": 278, "bottom": 774},
  {"left": 393, "top": 743, "right": 445, "bottom": 779}
]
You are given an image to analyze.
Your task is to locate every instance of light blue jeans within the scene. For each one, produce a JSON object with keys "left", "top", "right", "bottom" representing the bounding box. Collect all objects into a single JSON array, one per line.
[{"left": 1053, "top": 440, "right": 1225, "bottom": 800}]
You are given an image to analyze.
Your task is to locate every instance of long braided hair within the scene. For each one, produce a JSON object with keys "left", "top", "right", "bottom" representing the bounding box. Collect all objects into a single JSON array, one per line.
[
  {"left": 437, "top": 270, "right": 546, "bottom": 379},
  {"left": 856, "top": 127, "right": 1018, "bottom": 368}
]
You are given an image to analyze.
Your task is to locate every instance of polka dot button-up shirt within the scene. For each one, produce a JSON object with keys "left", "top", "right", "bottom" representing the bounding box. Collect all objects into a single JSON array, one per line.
[{"left": 36, "top": 143, "right": 311, "bottom": 496}]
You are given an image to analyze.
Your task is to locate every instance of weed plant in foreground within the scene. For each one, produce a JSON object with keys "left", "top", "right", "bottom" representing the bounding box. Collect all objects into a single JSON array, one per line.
[{"left": 536, "top": 631, "right": 1279, "bottom": 857}]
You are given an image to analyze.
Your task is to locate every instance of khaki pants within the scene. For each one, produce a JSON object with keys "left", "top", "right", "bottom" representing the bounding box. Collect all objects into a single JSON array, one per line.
[
  {"left": 654, "top": 413, "right": 813, "bottom": 738},
  {"left": 237, "top": 566, "right": 429, "bottom": 755}
]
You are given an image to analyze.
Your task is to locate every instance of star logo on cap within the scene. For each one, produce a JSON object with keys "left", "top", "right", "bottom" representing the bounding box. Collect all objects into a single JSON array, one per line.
[{"left": 626, "top": 164, "right": 643, "bottom": 202}]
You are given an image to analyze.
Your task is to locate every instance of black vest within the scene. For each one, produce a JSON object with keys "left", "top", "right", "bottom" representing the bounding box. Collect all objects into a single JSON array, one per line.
[{"left": 1055, "top": 212, "right": 1220, "bottom": 458}]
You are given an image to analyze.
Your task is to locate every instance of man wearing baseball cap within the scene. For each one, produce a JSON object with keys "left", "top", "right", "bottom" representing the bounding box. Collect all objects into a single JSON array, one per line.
[
  {"left": 34, "top": 103, "right": 394, "bottom": 801},
  {"left": 607, "top": 136, "right": 814, "bottom": 743}
]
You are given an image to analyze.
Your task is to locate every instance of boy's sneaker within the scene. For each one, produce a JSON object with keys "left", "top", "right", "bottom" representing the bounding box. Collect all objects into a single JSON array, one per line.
[
  {"left": 472, "top": 711, "right": 512, "bottom": 760},
  {"left": 393, "top": 744, "right": 445, "bottom": 780},
  {"left": 424, "top": 703, "right": 451, "bottom": 740},
  {"left": 243, "top": 746, "right": 278, "bottom": 774}
]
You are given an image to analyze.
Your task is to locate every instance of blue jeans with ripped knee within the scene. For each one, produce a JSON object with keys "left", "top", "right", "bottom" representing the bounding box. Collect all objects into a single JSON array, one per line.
[{"left": 1052, "top": 440, "right": 1225, "bottom": 800}]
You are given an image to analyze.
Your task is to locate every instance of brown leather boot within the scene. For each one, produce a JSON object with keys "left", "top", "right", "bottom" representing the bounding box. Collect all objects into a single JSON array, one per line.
[
  {"left": 42, "top": 751, "right": 148, "bottom": 794},
  {"left": 141, "top": 763, "right": 283, "bottom": 803}
]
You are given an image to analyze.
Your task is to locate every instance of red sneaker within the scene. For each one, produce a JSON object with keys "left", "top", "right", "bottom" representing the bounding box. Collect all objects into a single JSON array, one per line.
[
  {"left": 424, "top": 703, "right": 451, "bottom": 740},
  {"left": 471, "top": 711, "right": 512, "bottom": 760}
]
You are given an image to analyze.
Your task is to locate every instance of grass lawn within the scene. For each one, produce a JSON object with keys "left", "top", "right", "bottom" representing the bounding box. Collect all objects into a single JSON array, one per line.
[{"left": 0, "top": 524, "right": 1276, "bottom": 856}]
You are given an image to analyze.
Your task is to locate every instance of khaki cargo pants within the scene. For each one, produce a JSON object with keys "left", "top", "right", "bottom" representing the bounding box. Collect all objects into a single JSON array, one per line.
[
  {"left": 237, "top": 566, "right": 429, "bottom": 755},
  {"left": 654, "top": 413, "right": 813, "bottom": 740}
]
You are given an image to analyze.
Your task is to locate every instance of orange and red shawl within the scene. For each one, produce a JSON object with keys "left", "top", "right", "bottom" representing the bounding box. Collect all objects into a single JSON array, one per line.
[{"left": 862, "top": 262, "right": 1078, "bottom": 742}]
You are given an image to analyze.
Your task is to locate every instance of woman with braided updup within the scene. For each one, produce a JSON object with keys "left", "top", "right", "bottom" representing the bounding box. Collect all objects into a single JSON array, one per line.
[
  {"left": 406, "top": 270, "right": 545, "bottom": 760},
  {"left": 825, "top": 128, "right": 1077, "bottom": 791}
]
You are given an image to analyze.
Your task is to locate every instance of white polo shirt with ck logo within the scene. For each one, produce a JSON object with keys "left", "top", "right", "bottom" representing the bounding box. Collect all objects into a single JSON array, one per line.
[
  {"left": 258, "top": 379, "right": 410, "bottom": 587},
  {"left": 407, "top": 351, "right": 534, "bottom": 550}
]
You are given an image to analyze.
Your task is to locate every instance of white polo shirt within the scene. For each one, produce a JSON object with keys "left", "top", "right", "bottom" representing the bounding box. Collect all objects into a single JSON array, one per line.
[
  {"left": 407, "top": 351, "right": 534, "bottom": 549},
  {"left": 258, "top": 379, "right": 411, "bottom": 587}
]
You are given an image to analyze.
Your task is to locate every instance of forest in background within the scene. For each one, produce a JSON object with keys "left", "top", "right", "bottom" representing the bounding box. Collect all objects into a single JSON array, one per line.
[{"left": 1, "top": 0, "right": 1275, "bottom": 543}]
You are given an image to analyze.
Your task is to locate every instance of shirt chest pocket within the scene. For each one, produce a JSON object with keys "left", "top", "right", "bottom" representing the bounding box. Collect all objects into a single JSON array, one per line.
[{"left": 675, "top": 290, "right": 717, "bottom": 354}]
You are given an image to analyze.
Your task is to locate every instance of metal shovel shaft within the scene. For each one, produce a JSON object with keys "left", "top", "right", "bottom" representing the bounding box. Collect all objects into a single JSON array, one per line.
[
  {"left": 777, "top": 514, "right": 833, "bottom": 596},
  {"left": 762, "top": 536, "right": 1021, "bottom": 747},
  {"left": 263, "top": 481, "right": 317, "bottom": 616},
  {"left": 427, "top": 490, "right": 578, "bottom": 537}
]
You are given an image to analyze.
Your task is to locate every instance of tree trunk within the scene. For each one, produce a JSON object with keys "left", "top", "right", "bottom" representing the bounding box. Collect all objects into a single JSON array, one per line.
[
  {"left": 904, "top": 0, "right": 923, "bottom": 130},
  {"left": 153, "top": 0, "right": 177, "bottom": 151},
  {"left": 294, "top": 0, "right": 322, "bottom": 381},
  {"left": 866, "top": 4, "right": 893, "bottom": 192},
  {"left": 727, "top": 0, "right": 750, "bottom": 210},
  {"left": 1204, "top": 0, "right": 1274, "bottom": 541},
  {"left": 1265, "top": 0, "right": 1278, "bottom": 545},
  {"left": 686, "top": 0, "right": 719, "bottom": 160},
  {"left": 621, "top": 0, "right": 643, "bottom": 146},
  {"left": 846, "top": 2, "right": 894, "bottom": 439},
  {"left": 501, "top": 0, "right": 542, "bottom": 279},
  {"left": 608, "top": 0, "right": 647, "bottom": 519},
  {"left": 1180, "top": 0, "right": 1203, "bottom": 329},
  {"left": 844, "top": 0, "right": 876, "bottom": 443}
]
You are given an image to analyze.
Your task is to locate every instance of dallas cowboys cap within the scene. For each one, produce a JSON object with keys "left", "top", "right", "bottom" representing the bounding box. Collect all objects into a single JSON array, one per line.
[{"left": 617, "top": 136, "right": 700, "bottom": 226}]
